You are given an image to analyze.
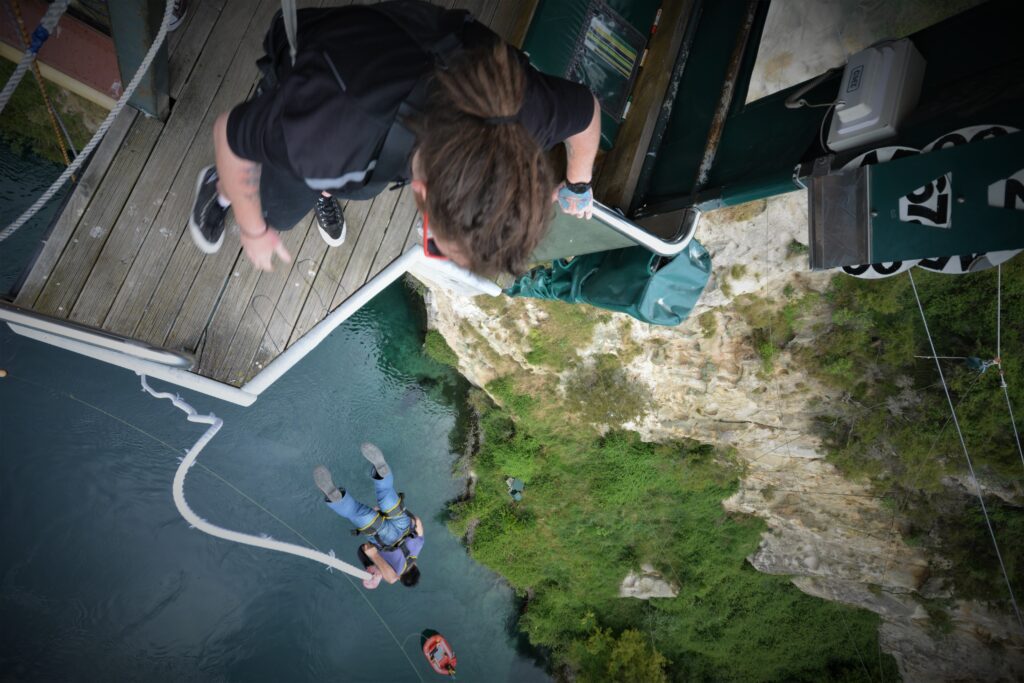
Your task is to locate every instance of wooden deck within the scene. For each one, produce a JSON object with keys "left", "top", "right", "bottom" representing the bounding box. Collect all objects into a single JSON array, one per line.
[{"left": 12, "top": 0, "right": 535, "bottom": 388}]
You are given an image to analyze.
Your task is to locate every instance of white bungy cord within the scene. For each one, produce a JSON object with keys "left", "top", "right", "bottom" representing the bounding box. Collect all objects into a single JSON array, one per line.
[{"left": 139, "top": 373, "right": 371, "bottom": 581}]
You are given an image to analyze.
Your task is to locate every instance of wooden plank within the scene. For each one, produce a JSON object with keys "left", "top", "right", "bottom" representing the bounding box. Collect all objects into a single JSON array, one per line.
[
  {"left": 79, "top": 0, "right": 275, "bottom": 333},
  {"left": 14, "top": 108, "right": 137, "bottom": 307},
  {"left": 331, "top": 189, "right": 403, "bottom": 309},
  {"left": 166, "top": 1, "right": 222, "bottom": 98},
  {"left": 139, "top": 0, "right": 341, "bottom": 350},
  {"left": 368, "top": 188, "right": 419, "bottom": 276},
  {"left": 17, "top": 0, "right": 215, "bottom": 311},
  {"left": 246, "top": 218, "right": 333, "bottom": 375},
  {"left": 215, "top": 226, "right": 327, "bottom": 384},
  {"left": 489, "top": 0, "right": 539, "bottom": 45},
  {"left": 593, "top": 0, "right": 695, "bottom": 211},
  {"left": 200, "top": 223, "right": 310, "bottom": 383},
  {"left": 193, "top": 259, "right": 262, "bottom": 380},
  {"left": 32, "top": 115, "right": 164, "bottom": 318},
  {"left": 286, "top": 195, "right": 380, "bottom": 347},
  {"left": 158, "top": 224, "right": 245, "bottom": 353},
  {"left": 129, "top": 78, "right": 264, "bottom": 348}
]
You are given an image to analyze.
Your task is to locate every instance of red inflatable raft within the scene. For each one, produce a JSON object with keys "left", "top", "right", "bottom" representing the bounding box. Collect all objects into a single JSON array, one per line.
[{"left": 422, "top": 633, "right": 457, "bottom": 676}]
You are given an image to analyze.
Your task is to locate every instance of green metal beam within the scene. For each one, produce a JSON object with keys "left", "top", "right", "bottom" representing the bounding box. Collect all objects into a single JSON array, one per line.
[{"left": 108, "top": 0, "right": 169, "bottom": 120}]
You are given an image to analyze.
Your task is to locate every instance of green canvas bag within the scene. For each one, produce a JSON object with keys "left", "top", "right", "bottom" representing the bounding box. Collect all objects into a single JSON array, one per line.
[{"left": 505, "top": 240, "right": 712, "bottom": 326}]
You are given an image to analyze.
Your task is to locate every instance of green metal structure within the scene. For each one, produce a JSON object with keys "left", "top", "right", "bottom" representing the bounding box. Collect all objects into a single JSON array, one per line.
[
  {"left": 527, "top": 0, "right": 1022, "bottom": 273},
  {"left": 108, "top": 0, "right": 169, "bottom": 120}
]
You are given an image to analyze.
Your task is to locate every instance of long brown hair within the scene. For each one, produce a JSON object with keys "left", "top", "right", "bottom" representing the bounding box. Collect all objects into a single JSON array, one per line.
[{"left": 411, "top": 42, "right": 555, "bottom": 277}]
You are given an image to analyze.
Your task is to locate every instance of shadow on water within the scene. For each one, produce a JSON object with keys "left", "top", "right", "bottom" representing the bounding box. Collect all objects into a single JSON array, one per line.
[
  {"left": 507, "top": 595, "right": 554, "bottom": 674},
  {"left": 0, "top": 136, "right": 71, "bottom": 294}
]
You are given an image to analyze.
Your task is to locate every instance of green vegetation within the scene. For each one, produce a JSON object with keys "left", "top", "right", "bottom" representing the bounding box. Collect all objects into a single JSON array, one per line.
[
  {"left": 616, "top": 320, "right": 645, "bottom": 364},
  {"left": 570, "top": 628, "right": 668, "bottom": 682},
  {"left": 734, "top": 261, "right": 1024, "bottom": 607},
  {"left": 809, "top": 263, "right": 1024, "bottom": 485},
  {"left": 450, "top": 375, "right": 898, "bottom": 682},
  {"left": 699, "top": 311, "right": 718, "bottom": 339},
  {"left": 787, "top": 239, "right": 809, "bottom": 258},
  {"left": 564, "top": 354, "right": 650, "bottom": 427},
  {"left": 0, "top": 58, "right": 103, "bottom": 163},
  {"left": 525, "top": 299, "right": 603, "bottom": 370},
  {"left": 423, "top": 330, "right": 459, "bottom": 368},
  {"left": 736, "top": 290, "right": 821, "bottom": 376}
]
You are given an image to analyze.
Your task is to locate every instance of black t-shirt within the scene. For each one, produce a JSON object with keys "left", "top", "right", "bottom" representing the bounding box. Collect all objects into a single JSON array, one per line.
[{"left": 227, "top": 4, "right": 594, "bottom": 192}]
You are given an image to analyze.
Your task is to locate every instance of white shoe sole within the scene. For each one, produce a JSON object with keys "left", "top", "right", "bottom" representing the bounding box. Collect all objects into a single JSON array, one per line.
[
  {"left": 189, "top": 166, "right": 225, "bottom": 255},
  {"left": 318, "top": 219, "right": 347, "bottom": 247}
]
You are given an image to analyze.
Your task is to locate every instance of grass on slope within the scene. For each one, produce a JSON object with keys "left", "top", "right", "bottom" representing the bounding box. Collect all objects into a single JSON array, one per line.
[{"left": 449, "top": 376, "right": 898, "bottom": 682}]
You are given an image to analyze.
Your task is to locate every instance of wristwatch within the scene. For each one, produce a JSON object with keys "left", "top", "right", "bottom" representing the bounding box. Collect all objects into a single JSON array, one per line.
[{"left": 564, "top": 180, "right": 592, "bottom": 194}]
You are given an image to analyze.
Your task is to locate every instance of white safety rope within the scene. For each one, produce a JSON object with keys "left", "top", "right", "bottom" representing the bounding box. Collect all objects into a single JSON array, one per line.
[
  {"left": 908, "top": 271, "right": 1023, "bottom": 631},
  {"left": 0, "top": 0, "right": 172, "bottom": 242},
  {"left": 138, "top": 373, "right": 372, "bottom": 581},
  {"left": 0, "top": 0, "right": 70, "bottom": 116}
]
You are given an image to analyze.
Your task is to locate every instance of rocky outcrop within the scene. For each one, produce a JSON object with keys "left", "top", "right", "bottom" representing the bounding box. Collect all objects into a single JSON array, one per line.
[
  {"left": 418, "top": 193, "right": 1024, "bottom": 681},
  {"left": 619, "top": 564, "right": 679, "bottom": 600}
]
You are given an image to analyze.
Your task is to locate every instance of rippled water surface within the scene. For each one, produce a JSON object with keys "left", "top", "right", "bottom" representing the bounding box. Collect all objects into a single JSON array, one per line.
[
  {"left": 0, "top": 138, "right": 66, "bottom": 294},
  {"left": 0, "top": 142, "right": 547, "bottom": 682}
]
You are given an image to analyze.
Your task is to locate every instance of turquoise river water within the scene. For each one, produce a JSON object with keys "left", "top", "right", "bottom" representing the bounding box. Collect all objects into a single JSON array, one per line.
[{"left": 0, "top": 140, "right": 548, "bottom": 682}]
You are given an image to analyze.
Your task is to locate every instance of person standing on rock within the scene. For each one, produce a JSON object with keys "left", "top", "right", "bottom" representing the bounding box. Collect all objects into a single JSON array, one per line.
[
  {"left": 314, "top": 443, "right": 424, "bottom": 589},
  {"left": 188, "top": 0, "right": 600, "bottom": 275}
]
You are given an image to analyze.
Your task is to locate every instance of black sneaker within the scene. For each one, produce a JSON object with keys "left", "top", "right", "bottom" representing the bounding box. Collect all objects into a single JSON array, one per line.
[
  {"left": 189, "top": 165, "right": 228, "bottom": 254},
  {"left": 168, "top": 0, "right": 188, "bottom": 31},
  {"left": 315, "top": 195, "right": 346, "bottom": 247}
]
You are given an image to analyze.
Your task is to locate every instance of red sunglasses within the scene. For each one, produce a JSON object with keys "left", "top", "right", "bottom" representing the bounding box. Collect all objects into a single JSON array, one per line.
[{"left": 421, "top": 213, "right": 447, "bottom": 260}]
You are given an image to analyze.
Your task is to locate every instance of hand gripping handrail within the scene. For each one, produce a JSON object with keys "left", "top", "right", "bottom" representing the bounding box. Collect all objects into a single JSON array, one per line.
[{"left": 592, "top": 202, "right": 701, "bottom": 257}]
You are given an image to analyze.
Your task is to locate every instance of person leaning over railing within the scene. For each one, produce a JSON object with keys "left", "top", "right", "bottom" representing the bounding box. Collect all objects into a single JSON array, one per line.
[{"left": 188, "top": 0, "right": 600, "bottom": 276}]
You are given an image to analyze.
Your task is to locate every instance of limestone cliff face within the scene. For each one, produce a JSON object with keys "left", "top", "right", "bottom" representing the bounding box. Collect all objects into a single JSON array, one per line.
[{"left": 418, "top": 193, "right": 1024, "bottom": 682}]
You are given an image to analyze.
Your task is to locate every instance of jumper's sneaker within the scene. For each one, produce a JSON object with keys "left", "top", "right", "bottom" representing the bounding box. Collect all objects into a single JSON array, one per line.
[
  {"left": 189, "top": 165, "right": 228, "bottom": 254},
  {"left": 168, "top": 0, "right": 188, "bottom": 31},
  {"left": 360, "top": 442, "right": 390, "bottom": 479},
  {"left": 315, "top": 195, "right": 347, "bottom": 247},
  {"left": 313, "top": 465, "right": 344, "bottom": 502}
]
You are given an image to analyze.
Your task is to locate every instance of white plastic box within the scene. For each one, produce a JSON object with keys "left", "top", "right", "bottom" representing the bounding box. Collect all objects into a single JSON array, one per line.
[{"left": 827, "top": 38, "right": 926, "bottom": 152}]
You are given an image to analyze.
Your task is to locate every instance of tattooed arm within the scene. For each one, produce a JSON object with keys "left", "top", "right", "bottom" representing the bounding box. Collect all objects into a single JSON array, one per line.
[
  {"left": 213, "top": 112, "right": 267, "bottom": 235},
  {"left": 212, "top": 112, "right": 291, "bottom": 270}
]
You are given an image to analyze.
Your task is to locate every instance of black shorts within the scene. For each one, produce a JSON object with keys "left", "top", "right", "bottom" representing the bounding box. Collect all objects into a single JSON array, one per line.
[{"left": 260, "top": 162, "right": 320, "bottom": 232}]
